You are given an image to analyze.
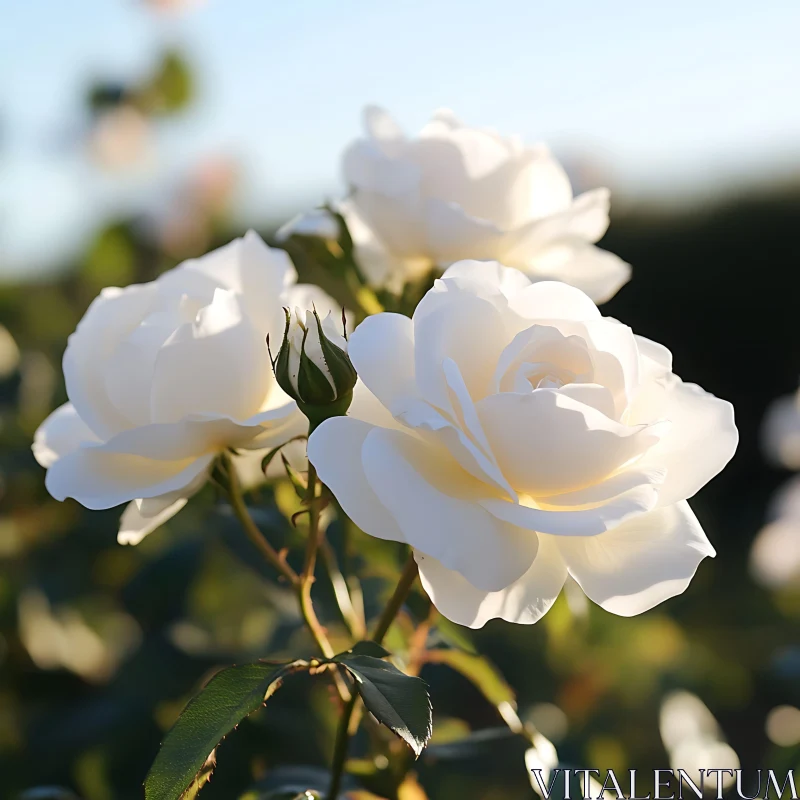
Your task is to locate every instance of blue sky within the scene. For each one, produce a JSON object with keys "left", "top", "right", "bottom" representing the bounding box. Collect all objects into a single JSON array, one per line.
[{"left": 1, "top": 0, "right": 800, "bottom": 277}]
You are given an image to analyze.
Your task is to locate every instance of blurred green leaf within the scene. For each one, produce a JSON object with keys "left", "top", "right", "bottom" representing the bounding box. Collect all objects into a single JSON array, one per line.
[
  {"left": 334, "top": 654, "right": 432, "bottom": 757},
  {"left": 145, "top": 660, "right": 307, "bottom": 800},
  {"left": 432, "top": 615, "right": 477, "bottom": 654},
  {"left": 424, "top": 649, "right": 515, "bottom": 709},
  {"left": 138, "top": 51, "right": 194, "bottom": 115}
]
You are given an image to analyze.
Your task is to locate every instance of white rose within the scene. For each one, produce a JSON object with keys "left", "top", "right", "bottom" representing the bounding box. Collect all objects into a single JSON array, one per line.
[
  {"left": 308, "top": 260, "right": 737, "bottom": 628},
  {"left": 340, "top": 106, "right": 630, "bottom": 301},
  {"left": 33, "top": 231, "right": 338, "bottom": 545}
]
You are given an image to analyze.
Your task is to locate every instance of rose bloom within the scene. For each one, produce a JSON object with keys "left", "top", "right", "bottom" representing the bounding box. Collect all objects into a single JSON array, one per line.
[
  {"left": 309, "top": 261, "right": 737, "bottom": 627},
  {"left": 338, "top": 106, "right": 630, "bottom": 300},
  {"left": 33, "top": 231, "right": 336, "bottom": 545}
]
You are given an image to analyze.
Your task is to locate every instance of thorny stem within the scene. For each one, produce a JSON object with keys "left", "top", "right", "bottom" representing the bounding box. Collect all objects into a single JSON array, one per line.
[
  {"left": 327, "top": 553, "right": 419, "bottom": 800},
  {"left": 297, "top": 462, "right": 337, "bottom": 660},
  {"left": 223, "top": 452, "right": 298, "bottom": 585},
  {"left": 224, "top": 452, "right": 349, "bottom": 702}
]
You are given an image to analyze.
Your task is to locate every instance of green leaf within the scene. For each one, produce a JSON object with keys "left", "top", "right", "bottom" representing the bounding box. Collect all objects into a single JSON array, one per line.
[
  {"left": 145, "top": 661, "right": 306, "bottom": 800},
  {"left": 334, "top": 641, "right": 390, "bottom": 660},
  {"left": 260, "top": 435, "right": 307, "bottom": 475},
  {"left": 424, "top": 649, "right": 515, "bottom": 708},
  {"left": 433, "top": 615, "right": 477, "bottom": 654},
  {"left": 336, "top": 655, "right": 432, "bottom": 757},
  {"left": 180, "top": 751, "right": 216, "bottom": 799}
]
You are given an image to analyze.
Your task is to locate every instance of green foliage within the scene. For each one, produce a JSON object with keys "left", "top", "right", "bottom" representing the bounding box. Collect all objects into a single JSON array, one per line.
[
  {"left": 144, "top": 661, "right": 307, "bottom": 800},
  {"left": 333, "top": 653, "right": 432, "bottom": 757},
  {"left": 424, "top": 649, "right": 515, "bottom": 709}
]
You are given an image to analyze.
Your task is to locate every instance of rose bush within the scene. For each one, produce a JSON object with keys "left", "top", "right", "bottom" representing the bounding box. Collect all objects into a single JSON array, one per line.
[
  {"left": 309, "top": 260, "right": 738, "bottom": 627},
  {"left": 33, "top": 230, "right": 338, "bottom": 544},
  {"left": 338, "top": 106, "right": 630, "bottom": 300}
]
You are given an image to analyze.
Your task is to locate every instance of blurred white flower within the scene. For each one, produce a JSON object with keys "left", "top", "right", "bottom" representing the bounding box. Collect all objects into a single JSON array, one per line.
[
  {"left": 309, "top": 260, "right": 737, "bottom": 628},
  {"left": 660, "top": 691, "right": 739, "bottom": 791},
  {"left": 33, "top": 231, "right": 339, "bottom": 545},
  {"left": 762, "top": 388, "right": 800, "bottom": 469},
  {"left": 338, "top": 106, "right": 630, "bottom": 299},
  {"left": 765, "top": 705, "right": 800, "bottom": 747},
  {"left": 751, "top": 383, "right": 800, "bottom": 588},
  {"left": 18, "top": 589, "right": 140, "bottom": 682},
  {"left": 750, "top": 476, "right": 800, "bottom": 588}
]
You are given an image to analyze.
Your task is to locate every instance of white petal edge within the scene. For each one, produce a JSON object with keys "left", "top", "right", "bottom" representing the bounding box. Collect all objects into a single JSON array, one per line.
[
  {"left": 307, "top": 416, "right": 405, "bottom": 543},
  {"left": 33, "top": 403, "right": 99, "bottom": 468},
  {"left": 415, "top": 533, "right": 567, "bottom": 628},
  {"left": 556, "top": 500, "right": 716, "bottom": 616}
]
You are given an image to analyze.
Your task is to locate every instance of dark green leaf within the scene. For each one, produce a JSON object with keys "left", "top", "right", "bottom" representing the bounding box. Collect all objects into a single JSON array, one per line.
[
  {"left": 145, "top": 660, "right": 306, "bottom": 800},
  {"left": 180, "top": 751, "right": 216, "bottom": 799},
  {"left": 334, "top": 641, "right": 390, "bottom": 660},
  {"left": 260, "top": 436, "right": 307, "bottom": 475},
  {"left": 337, "top": 655, "right": 432, "bottom": 757}
]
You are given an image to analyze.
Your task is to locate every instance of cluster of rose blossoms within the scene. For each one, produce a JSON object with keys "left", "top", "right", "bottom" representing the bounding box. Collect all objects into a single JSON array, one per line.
[{"left": 33, "top": 106, "right": 738, "bottom": 629}]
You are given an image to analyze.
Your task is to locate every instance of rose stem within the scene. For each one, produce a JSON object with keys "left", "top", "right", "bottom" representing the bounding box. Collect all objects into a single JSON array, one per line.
[
  {"left": 327, "top": 552, "right": 419, "bottom": 800},
  {"left": 223, "top": 452, "right": 350, "bottom": 701}
]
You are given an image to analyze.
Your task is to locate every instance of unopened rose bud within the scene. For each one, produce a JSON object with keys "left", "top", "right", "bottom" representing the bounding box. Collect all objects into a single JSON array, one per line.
[{"left": 272, "top": 307, "right": 357, "bottom": 430}]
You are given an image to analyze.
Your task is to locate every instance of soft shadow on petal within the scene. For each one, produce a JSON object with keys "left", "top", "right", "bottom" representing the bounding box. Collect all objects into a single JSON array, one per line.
[
  {"left": 45, "top": 448, "right": 214, "bottom": 510},
  {"left": 476, "top": 389, "right": 663, "bottom": 496},
  {"left": 33, "top": 403, "right": 99, "bottom": 468},
  {"left": 181, "top": 230, "right": 296, "bottom": 333},
  {"left": 424, "top": 198, "right": 507, "bottom": 263},
  {"left": 307, "top": 416, "right": 405, "bottom": 543},
  {"left": 361, "top": 427, "right": 538, "bottom": 592},
  {"left": 480, "top": 481, "right": 658, "bottom": 537},
  {"left": 556, "top": 500, "right": 716, "bottom": 616},
  {"left": 413, "top": 279, "right": 509, "bottom": 412},
  {"left": 415, "top": 533, "right": 567, "bottom": 628},
  {"left": 150, "top": 289, "right": 271, "bottom": 424},
  {"left": 348, "top": 313, "right": 418, "bottom": 414},
  {"left": 441, "top": 259, "right": 531, "bottom": 297},
  {"left": 64, "top": 283, "right": 158, "bottom": 439},
  {"left": 631, "top": 375, "right": 738, "bottom": 506},
  {"left": 508, "top": 280, "right": 601, "bottom": 323}
]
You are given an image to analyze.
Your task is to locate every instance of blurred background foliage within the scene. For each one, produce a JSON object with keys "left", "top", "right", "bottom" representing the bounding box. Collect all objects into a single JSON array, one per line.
[{"left": 2, "top": 1, "right": 800, "bottom": 798}]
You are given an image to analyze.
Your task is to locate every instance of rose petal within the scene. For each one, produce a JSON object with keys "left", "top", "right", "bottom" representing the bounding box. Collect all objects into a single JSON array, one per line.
[
  {"left": 150, "top": 288, "right": 271, "bottom": 424},
  {"left": 508, "top": 280, "right": 601, "bottom": 323},
  {"left": 307, "top": 416, "right": 404, "bottom": 543},
  {"left": 413, "top": 277, "right": 510, "bottom": 411},
  {"left": 348, "top": 313, "right": 418, "bottom": 415},
  {"left": 415, "top": 533, "right": 567, "bottom": 628},
  {"left": 476, "top": 389, "right": 663, "bottom": 497},
  {"left": 361, "top": 428, "right": 538, "bottom": 591},
  {"left": 64, "top": 283, "right": 158, "bottom": 438},
  {"left": 33, "top": 403, "right": 99, "bottom": 468},
  {"left": 181, "top": 230, "right": 295, "bottom": 335},
  {"left": 556, "top": 501, "right": 716, "bottom": 616},
  {"left": 631, "top": 374, "right": 738, "bottom": 506},
  {"left": 46, "top": 447, "right": 214, "bottom": 510},
  {"left": 118, "top": 495, "right": 188, "bottom": 546}
]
